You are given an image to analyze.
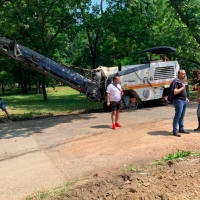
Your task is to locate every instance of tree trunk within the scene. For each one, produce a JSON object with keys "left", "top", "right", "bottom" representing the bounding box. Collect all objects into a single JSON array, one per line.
[
  {"left": 28, "top": 79, "right": 31, "bottom": 90},
  {"left": 24, "top": 79, "right": 28, "bottom": 93},
  {"left": 42, "top": 75, "right": 48, "bottom": 101},
  {"left": 87, "top": 31, "right": 100, "bottom": 69},
  {"left": 36, "top": 80, "right": 40, "bottom": 94},
  {"left": 20, "top": 79, "right": 26, "bottom": 93},
  {"left": 1, "top": 82, "right": 5, "bottom": 95}
]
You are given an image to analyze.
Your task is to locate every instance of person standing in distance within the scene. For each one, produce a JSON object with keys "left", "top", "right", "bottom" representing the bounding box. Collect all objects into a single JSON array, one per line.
[
  {"left": 172, "top": 70, "right": 189, "bottom": 137},
  {"left": 0, "top": 98, "right": 11, "bottom": 122},
  {"left": 106, "top": 75, "right": 123, "bottom": 130}
]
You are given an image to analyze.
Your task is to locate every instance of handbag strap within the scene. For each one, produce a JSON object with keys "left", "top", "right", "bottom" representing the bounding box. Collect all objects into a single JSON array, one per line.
[{"left": 112, "top": 83, "right": 121, "bottom": 91}]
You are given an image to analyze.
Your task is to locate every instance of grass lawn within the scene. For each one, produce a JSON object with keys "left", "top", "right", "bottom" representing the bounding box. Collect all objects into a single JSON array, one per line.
[{"left": 0, "top": 86, "right": 103, "bottom": 120}]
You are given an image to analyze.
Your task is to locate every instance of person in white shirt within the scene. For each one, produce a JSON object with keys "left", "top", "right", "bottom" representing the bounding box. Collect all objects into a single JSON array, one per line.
[{"left": 106, "top": 75, "right": 123, "bottom": 130}]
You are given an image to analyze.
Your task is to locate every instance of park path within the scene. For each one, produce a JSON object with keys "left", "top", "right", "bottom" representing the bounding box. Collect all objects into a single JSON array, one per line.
[{"left": 0, "top": 102, "right": 199, "bottom": 200}]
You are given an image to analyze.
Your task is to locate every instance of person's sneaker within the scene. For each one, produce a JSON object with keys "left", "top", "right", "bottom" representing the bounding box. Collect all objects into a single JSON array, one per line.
[
  {"left": 194, "top": 127, "right": 200, "bottom": 131},
  {"left": 115, "top": 122, "right": 121, "bottom": 127},
  {"left": 112, "top": 124, "right": 116, "bottom": 130}
]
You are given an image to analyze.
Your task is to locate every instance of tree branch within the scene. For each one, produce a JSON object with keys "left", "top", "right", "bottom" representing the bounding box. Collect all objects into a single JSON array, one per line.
[{"left": 169, "top": 0, "right": 200, "bottom": 44}]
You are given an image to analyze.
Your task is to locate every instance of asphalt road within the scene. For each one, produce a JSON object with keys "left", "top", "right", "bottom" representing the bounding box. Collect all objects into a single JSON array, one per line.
[{"left": 0, "top": 102, "right": 199, "bottom": 200}]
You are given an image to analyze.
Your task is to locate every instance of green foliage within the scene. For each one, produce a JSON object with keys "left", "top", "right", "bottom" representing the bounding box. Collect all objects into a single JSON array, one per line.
[
  {"left": 0, "top": 0, "right": 200, "bottom": 96},
  {"left": 149, "top": 150, "right": 193, "bottom": 168},
  {"left": 189, "top": 90, "right": 197, "bottom": 100},
  {"left": 125, "top": 164, "right": 138, "bottom": 171},
  {"left": 0, "top": 70, "right": 10, "bottom": 82},
  {"left": 163, "top": 150, "right": 191, "bottom": 161}
]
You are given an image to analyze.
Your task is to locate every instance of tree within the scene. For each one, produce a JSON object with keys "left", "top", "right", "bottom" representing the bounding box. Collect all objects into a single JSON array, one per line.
[
  {"left": 0, "top": 0, "right": 77, "bottom": 100},
  {"left": 169, "top": 0, "right": 200, "bottom": 44},
  {"left": 0, "top": 0, "right": 200, "bottom": 96}
]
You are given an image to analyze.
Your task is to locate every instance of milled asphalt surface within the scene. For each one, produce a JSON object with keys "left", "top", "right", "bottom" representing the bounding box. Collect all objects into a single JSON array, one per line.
[{"left": 0, "top": 102, "right": 199, "bottom": 200}]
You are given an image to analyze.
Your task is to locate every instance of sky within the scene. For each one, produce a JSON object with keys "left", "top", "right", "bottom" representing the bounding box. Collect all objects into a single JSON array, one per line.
[{"left": 92, "top": 0, "right": 107, "bottom": 9}]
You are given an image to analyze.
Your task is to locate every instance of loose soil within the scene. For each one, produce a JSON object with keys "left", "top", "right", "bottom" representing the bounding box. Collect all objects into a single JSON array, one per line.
[{"left": 65, "top": 156, "right": 200, "bottom": 200}]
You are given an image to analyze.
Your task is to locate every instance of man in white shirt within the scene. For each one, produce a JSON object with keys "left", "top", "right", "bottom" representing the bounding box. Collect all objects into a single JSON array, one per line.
[{"left": 106, "top": 75, "right": 123, "bottom": 129}]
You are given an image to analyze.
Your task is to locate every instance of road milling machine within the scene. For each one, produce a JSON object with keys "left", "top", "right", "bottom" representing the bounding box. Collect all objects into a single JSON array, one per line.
[{"left": 0, "top": 37, "right": 186, "bottom": 110}]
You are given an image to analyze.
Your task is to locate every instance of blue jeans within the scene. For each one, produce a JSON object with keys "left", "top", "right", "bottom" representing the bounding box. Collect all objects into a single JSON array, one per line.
[
  {"left": 173, "top": 99, "right": 187, "bottom": 132},
  {"left": 0, "top": 99, "right": 6, "bottom": 111}
]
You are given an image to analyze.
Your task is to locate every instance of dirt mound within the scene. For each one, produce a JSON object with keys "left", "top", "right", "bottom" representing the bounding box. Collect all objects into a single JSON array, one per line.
[{"left": 66, "top": 156, "right": 200, "bottom": 200}]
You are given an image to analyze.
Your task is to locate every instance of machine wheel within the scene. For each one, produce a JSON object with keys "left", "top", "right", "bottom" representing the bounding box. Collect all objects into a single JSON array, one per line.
[
  {"left": 129, "top": 102, "right": 138, "bottom": 110},
  {"left": 120, "top": 100, "right": 126, "bottom": 111}
]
